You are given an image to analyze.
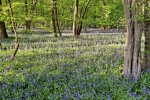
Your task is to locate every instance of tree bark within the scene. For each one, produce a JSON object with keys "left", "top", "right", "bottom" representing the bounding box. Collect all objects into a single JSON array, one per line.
[
  {"left": 51, "top": 0, "right": 57, "bottom": 37},
  {"left": 123, "top": 0, "right": 142, "bottom": 79},
  {"left": 25, "top": 0, "right": 38, "bottom": 33},
  {"left": 143, "top": 0, "right": 150, "bottom": 69},
  {"left": 55, "top": 2, "right": 62, "bottom": 37},
  {"left": 77, "top": 0, "right": 91, "bottom": 35},
  {"left": 0, "top": 22, "right": 8, "bottom": 39},
  {"left": 8, "top": 0, "right": 19, "bottom": 60},
  {"left": 73, "top": 0, "right": 79, "bottom": 36},
  {"left": 0, "top": 42, "right": 2, "bottom": 50},
  {"left": 0, "top": 0, "right": 8, "bottom": 39}
]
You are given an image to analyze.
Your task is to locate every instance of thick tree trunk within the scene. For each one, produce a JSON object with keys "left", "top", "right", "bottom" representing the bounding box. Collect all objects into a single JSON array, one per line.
[
  {"left": 123, "top": 0, "right": 142, "bottom": 79},
  {"left": 143, "top": 0, "right": 150, "bottom": 69},
  {"left": 0, "top": 22, "right": 8, "bottom": 39}
]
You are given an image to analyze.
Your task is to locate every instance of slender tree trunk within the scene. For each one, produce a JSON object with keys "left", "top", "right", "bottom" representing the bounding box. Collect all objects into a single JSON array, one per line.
[
  {"left": 73, "top": 0, "right": 79, "bottom": 36},
  {"left": 55, "top": 2, "right": 62, "bottom": 37},
  {"left": 51, "top": 0, "right": 57, "bottom": 37},
  {"left": 8, "top": 0, "right": 19, "bottom": 60},
  {"left": 76, "top": 0, "right": 91, "bottom": 36},
  {"left": 143, "top": 0, "right": 150, "bottom": 69},
  {"left": 100, "top": 0, "right": 106, "bottom": 31},
  {"left": 0, "top": 0, "right": 8, "bottom": 39},
  {"left": 123, "top": 0, "right": 142, "bottom": 79},
  {"left": 25, "top": 0, "right": 37, "bottom": 33},
  {"left": 25, "top": 0, "right": 29, "bottom": 33}
]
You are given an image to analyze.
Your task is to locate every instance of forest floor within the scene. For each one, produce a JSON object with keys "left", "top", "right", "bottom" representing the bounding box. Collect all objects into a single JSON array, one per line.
[
  {"left": 0, "top": 30, "right": 149, "bottom": 100},
  {"left": 7, "top": 28, "right": 125, "bottom": 35}
]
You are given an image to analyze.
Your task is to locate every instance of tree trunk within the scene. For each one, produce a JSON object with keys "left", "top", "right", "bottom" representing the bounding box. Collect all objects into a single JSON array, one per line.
[
  {"left": 51, "top": 0, "right": 57, "bottom": 37},
  {"left": 123, "top": 0, "right": 142, "bottom": 79},
  {"left": 0, "top": 0, "right": 8, "bottom": 39},
  {"left": 0, "top": 42, "right": 2, "bottom": 50},
  {"left": 26, "top": 20, "right": 31, "bottom": 33},
  {"left": 25, "top": 0, "right": 37, "bottom": 33},
  {"left": 8, "top": 0, "right": 19, "bottom": 60},
  {"left": 73, "top": 0, "right": 79, "bottom": 36},
  {"left": 0, "top": 22, "right": 8, "bottom": 39},
  {"left": 54, "top": 0, "right": 61, "bottom": 36},
  {"left": 143, "top": 0, "right": 150, "bottom": 69}
]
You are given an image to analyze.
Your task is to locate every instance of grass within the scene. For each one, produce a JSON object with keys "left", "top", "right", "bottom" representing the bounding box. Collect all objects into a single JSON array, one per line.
[{"left": 0, "top": 32, "right": 150, "bottom": 100}]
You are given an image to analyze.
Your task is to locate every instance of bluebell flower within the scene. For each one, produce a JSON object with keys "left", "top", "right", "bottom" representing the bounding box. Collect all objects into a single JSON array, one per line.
[
  {"left": 13, "top": 86, "right": 16, "bottom": 92},
  {"left": 62, "top": 94, "right": 70, "bottom": 100},
  {"left": 75, "top": 92, "right": 82, "bottom": 100},
  {"left": 142, "top": 85, "right": 150, "bottom": 95},
  {"left": 108, "top": 96, "right": 112, "bottom": 100},
  {"left": 32, "top": 79, "right": 36, "bottom": 84},
  {"left": 0, "top": 82, "right": 2, "bottom": 87},
  {"left": 24, "top": 92, "right": 29, "bottom": 99},
  {"left": 129, "top": 92, "right": 139, "bottom": 99},
  {"left": 85, "top": 93, "right": 88, "bottom": 98},
  {"left": 147, "top": 69, "right": 150, "bottom": 73},
  {"left": 2, "top": 83, "right": 8, "bottom": 89},
  {"left": 64, "top": 88, "right": 69, "bottom": 92}
]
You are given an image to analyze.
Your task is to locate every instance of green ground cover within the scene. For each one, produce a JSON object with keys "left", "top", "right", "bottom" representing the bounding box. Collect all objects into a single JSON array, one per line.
[{"left": 0, "top": 33, "right": 150, "bottom": 100}]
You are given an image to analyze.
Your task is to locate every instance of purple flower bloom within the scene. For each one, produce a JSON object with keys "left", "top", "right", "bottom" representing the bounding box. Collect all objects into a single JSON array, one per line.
[
  {"left": 17, "top": 69, "right": 22, "bottom": 73},
  {"left": 75, "top": 92, "right": 82, "bottom": 100},
  {"left": 24, "top": 92, "right": 29, "bottom": 99},
  {"left": 13, "top": 86, "right": 16, "bottom": 92},
  {"left": 62, "top": 94, "right": 69, "bottom": 100},
  {"left": 108, "top": 96, "right": 112, "bottom": 100},
  {"left": 142, "top": 85, "right": 150, "bottom": 95},
  {"left": 32, "top": 79, "right": 36, "bottom": 84},
  {"left": 2, "top": 83, "right": 8, "bottom": 89},
  {"left": 0, "top": 82, "right": 2, "bottom": 87},
  {"left": 85, "top": 93, "right": 88, "bottom": 98},
  {"left": 147, "top": 69, "right": 150, "bottom": 73},
  {"left": 88, "top": 83, "right": 93, "bottom": 87},
  {"left": 129, "top": 92, "right": 139, "bottom": 99}
]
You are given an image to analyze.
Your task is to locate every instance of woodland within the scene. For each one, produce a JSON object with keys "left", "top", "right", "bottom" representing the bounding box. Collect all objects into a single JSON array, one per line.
[{"left": 0, "top": 0, "right": 150, "bottom": 99}]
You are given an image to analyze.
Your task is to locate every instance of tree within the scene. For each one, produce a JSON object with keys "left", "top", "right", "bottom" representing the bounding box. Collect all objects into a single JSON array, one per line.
[
  {"left": 8, "top": 0, "right": 19, "bottom": 60},
  {"left": 25, "top": 0, "right": 38, "bottom": 33},
  {"left": 0, "top": 0, "right": 8, "bottom": 39},
  {"left": 73, "top": 0, "right": 79, "bottom": 36},
  {"left": 73, "top": 0, "right": 93, "bottom": 36},
  {"left": 123, "top": 0, "right": 142, "bottom": 79},
  {"left": 143, "top": 0, "right": 150, "bottom": 69},
  {"left": 51, "top": 0, "right": 62, "bottom": 37}
]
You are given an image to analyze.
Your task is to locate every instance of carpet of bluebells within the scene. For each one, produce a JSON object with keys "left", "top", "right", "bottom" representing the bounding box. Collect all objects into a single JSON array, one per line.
[{"left": 0, "top": 32, "right": 150, "bottom": 100}]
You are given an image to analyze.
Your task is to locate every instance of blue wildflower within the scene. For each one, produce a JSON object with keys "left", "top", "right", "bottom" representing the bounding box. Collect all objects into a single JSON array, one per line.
[{"left": 24, "top": 92, "right": 29, "bottom": 99}]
